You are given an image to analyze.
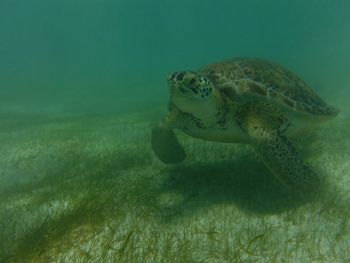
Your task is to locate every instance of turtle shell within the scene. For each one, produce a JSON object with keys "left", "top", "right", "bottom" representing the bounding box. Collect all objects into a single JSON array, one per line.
[{"left": 199, "top": 58, "right": 339, "bottom": 117}]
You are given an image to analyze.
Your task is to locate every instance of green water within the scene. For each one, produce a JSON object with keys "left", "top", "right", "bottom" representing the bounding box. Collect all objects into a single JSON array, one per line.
[{"left": 0, "top": 1, "right": 350, "bottom": 262}]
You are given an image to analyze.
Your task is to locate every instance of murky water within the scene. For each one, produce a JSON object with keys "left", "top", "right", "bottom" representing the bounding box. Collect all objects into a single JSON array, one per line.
[{"left": 0, "top": 1, "right": 349, "bottom": 262}]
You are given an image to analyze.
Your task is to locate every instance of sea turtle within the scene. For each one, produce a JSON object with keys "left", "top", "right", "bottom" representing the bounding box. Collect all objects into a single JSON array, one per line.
[{"left": 151, "top": 58, "right": 339, "bottom": 190}]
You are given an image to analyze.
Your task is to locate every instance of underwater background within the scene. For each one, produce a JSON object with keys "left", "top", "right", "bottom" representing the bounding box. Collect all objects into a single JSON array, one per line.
[{"left": 0, "top": 0, "right": 350, "bottom": 262}]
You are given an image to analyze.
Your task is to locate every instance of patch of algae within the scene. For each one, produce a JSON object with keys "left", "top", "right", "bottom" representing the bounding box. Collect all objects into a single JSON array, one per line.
[{"left": 0, "top": 111, "right": 349, "bottom": 263}]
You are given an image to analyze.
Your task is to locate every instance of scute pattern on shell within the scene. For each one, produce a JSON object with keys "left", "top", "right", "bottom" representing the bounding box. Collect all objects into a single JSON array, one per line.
[{"left": 199, "top": 58, "right": 339, "bottom": 116}]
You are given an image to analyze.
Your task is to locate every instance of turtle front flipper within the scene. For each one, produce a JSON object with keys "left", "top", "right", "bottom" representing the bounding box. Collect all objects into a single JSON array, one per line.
[
  {"left": 151, "top": 124, "right": 186, "bottom": 164},
  {"left": 243, "top": 116, "right": 320, "bottom": 191}
]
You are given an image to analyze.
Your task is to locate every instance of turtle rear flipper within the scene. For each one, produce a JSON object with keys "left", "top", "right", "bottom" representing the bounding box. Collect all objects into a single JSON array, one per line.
[
  {"left": 247, "top": 126, "right": 320, "bottom": 191},
  {"left": 151, "top": 126, "right": 186, "bottom": 164}
]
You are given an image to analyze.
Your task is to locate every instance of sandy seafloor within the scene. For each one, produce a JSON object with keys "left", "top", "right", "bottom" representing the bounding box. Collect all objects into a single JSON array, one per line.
[{"left": 0, "top": 98, "right": 349, "bottom": 263}]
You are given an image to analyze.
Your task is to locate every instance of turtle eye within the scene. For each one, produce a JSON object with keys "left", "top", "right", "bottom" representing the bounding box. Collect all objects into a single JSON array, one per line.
[
  {"left": 168, "top": 74, "right": 175, "bottom": 80},
  {"left": 189, "top": 78, "right": 196, "bottom": 85},
  {"left": 177, "top": 72, "right": 186, "bottom": 81}
]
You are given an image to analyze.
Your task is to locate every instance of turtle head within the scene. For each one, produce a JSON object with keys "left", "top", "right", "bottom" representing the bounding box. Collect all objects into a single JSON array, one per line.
[{"left": 168, "top": 71, "right": 216, "bottom": 114}]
